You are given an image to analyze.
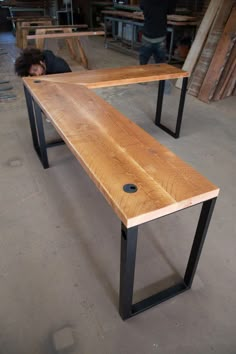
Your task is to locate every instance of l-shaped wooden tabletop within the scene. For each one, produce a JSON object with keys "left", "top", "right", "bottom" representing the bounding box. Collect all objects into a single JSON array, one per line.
[
  {"left": 23, "top": 77, "right": 219, "bottom": 227},
  {"left": 28, "top": 63, "right": 189, "bottom": 88}
]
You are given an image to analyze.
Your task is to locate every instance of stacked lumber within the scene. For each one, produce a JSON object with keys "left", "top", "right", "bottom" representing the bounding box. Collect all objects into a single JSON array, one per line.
[{"left": 176, "top": 0, "right": 236, "bottom": 103}]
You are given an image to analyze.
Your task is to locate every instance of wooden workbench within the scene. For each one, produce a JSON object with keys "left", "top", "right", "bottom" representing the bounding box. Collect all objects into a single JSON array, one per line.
[{"left": 102, "top": 10, "right": 199, "bottom": 62}]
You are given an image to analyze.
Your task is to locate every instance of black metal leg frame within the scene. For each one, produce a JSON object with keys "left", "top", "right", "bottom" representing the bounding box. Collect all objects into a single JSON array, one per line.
[
  {"left": 24, "top": 85, "right": 64, "bottom": 169},
  {"left": 119, "top": 198, "right": 216, "bottom": 320},
  {"left": 155, "top": 77, "right": 188, "bottom": 138}
]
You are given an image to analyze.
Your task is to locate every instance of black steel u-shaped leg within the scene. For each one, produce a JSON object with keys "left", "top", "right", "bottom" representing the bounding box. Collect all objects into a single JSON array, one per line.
[
  {"left": 155, "top": 77, "right": 188, "bottom": 139},
  {"left": 24, "top": 84, "right": 65, "bottom": 169},
  {"left": 119, "top": 197, "right": 216, "bottom": 320}
]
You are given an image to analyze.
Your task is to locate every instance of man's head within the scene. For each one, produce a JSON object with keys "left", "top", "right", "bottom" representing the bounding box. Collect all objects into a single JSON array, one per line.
[{"left": 15, "top": 48, "right": 46, "bottom": 77}]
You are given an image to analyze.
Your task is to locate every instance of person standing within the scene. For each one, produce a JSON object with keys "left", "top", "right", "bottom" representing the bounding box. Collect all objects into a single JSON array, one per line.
[{"left": 139, "top": 0, "right": 177, "bottom": 65}]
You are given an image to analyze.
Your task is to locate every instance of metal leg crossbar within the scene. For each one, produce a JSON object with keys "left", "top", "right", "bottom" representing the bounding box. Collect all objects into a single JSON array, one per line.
[
  {"left": 119, "top": 198, "right": 216, "bottom": 320},
  {"left": 155, "top": 77, "right": 188, "bottom": 139}
]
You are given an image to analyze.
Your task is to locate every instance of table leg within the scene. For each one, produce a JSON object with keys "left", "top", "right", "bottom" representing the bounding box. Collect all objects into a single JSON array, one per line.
[
  {"left": 155, "top": 80, "right": 165, "bottom": 126},
  {"left": 64, "top": 29, "right": 77, "bottom": 60},
  {"left": 168, "top": 26, "right": 175, "bottom": 63},
  {"left": 24, "top": 85, "right": 40, "bottom": 154},
  {"left": 23, "top": 85, "right": 49, "bottom": 168},
  {"left": 104, "top": 17, "right": 108, "bottom": 48},
  {"left": 16, "top": 22, "right": 21, "bottom": 48},
  {"left": 77, "top": 39, "right": 88, "bottom": 69},
  {"left": 33, "top": 100, "right": 49, "bottom": 169},
  {"left": 119, "top": 197, "right": 217, "bottom": 320},
  {"left": 155, "top": 77, "right": 188, "bottom": 138},
  {"left": 35, "top": 29, "right": 45, "bottom": 50},
  {"left": 119, "top": 224, "right": 138, "bottom": 320},
  {"left": 175, "top": 77, "right": 188, "bottom": 138},
  {"left": 22, "top": 28, "right": 28, "bottom": 49},
  {"left": 184, "top": 198, "right": 217, "bottom": 287}
]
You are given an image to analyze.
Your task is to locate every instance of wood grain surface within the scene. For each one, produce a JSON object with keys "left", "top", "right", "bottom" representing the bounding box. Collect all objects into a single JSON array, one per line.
[
  {"left": 198, "top": 5, "right": 236, "bottom": 102},
  {"left": 23, "top": 79, "right": 219, "bottom": 227},
  {"left": 27, "top": 31, "right": 105, "bottom": 40},
  {"left": 175, "top": 0, "right": 222, "bottom": 89},
  {"left": 26, "top": 64, "right": 189, "bottom": 88},
  {"left": 102, "top": 10, "right": 197, "bottom": 24},
  {"left": 188, "top": 0, "right": 234, "bottom": 97},
  {"left": 21, "top": 24, "right": 88, "bottom": 30}
]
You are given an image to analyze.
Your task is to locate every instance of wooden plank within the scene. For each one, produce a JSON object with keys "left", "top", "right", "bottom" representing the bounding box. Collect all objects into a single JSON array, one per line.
[
  {"left": 23, "top": 79, "right": 219, "bottom": 227},
  {"left": 221, "top": 60, "right": 236, "bottom": 99},
  {"left": 64, "top": 29, "right": 77, "bottom": 61},
  {"left": 102, "top": 10, "right": 144, "bottom": 21},
  {"left": 166, "top": 20, "right": 199, "bottom": 26},
  {"left": 213, "top": 43, "right": 236, "bottom": 100},
  {"left": 167, "top": 15, "right": 198, "bottom": 22},
  {"left": 9, "top": 16, "right": 52, "bottom": 22},
  {"left": 28, "top": 64, "right": 189, "bottom": 88},
  {"left": 21, "top": 24, "right": 88, "bottom": 30},
  {"left": 233, "top": 85, "right": 236, "bottom": 95},
  {"left": 35, "top": 28, "right": 45, "bottom": 50},
  {"left": 198, "top": 6, "right": 236, "bottom": 103},
  {"left": 77, "top": 39, "right": 89, "bottom": 69},
  {"left": 32, "top": 27, "right": 89, "bottom": 68},
  {"left": 102, "top": 10, "right": 197, "bottom": 24},
  {"left": 188, "top": 0, "right": 234, "bottom": 97},
  {"left": 27, "top": 30, "right": 105, "bottom": 40},
  {"left": 18, "top": 19, "right": 53, "bottom": 48},
  {"left": 175, "top": 0, "right": 222, "bottom": 89}
]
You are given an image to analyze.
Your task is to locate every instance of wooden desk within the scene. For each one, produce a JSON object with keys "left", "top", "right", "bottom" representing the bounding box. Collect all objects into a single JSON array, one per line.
[
  {"left": 32, "top": 63, "right": 189, "bottom": 138},
  {"left": 22, "top": 74, "right": 219, "bottom": 320}
]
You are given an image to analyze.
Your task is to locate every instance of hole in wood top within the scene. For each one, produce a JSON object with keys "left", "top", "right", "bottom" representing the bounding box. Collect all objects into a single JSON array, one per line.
[{"left": 123, "top": 184, "right": 138, "bottom": 193}]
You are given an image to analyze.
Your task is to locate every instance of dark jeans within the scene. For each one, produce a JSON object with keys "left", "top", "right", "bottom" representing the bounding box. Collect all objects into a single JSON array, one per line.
[{"left": 139, "top": 38, "right": 166, "bottom": 65}]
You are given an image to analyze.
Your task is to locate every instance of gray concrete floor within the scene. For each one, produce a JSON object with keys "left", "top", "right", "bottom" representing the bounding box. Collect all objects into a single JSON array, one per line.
[{"left": 0, "top": 32, "right": 236, "bottom": 354}]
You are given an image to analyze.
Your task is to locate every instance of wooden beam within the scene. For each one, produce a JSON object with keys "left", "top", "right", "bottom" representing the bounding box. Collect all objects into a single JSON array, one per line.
[
  {"left": 27, "top": 31, "right": 105, "bottom": 40},
  {"left": 221, "top": 60, "right": 236, "bottom": 99},
  {"left": 198, "top": 6, "right": 236, "bottom": 103},
  {"left": 213, "top": 43, "right": 236, "bottom": 100},
  {"left": 21, "top": 24, "right": 88, "bottom": 30},
  {"left": 175, "top": 0, "right": 222, "bottom": 89},
  {"left": 188, "top": 0, "right": 234, "bottom": 97}
]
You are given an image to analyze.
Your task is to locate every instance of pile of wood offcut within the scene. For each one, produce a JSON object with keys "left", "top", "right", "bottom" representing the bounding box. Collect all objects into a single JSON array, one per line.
[{"left": 176, "top": 0, "right": 236, "bottom": 103}]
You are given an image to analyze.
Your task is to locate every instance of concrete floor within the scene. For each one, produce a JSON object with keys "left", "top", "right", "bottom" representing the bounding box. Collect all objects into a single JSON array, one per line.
[{"left": 0, "top": 32, "right": 236, "bottom": 354}]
